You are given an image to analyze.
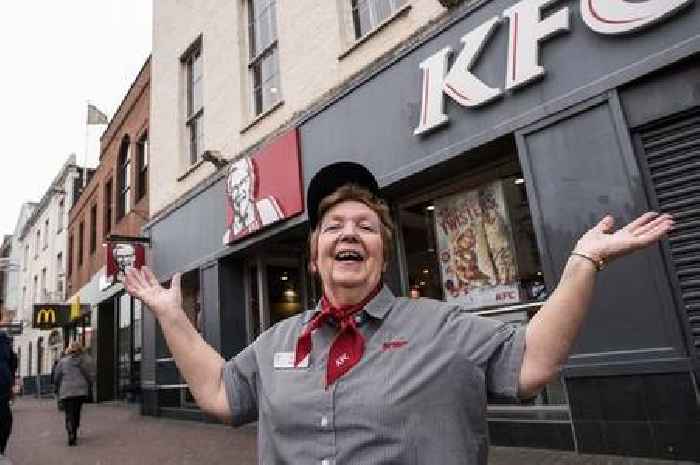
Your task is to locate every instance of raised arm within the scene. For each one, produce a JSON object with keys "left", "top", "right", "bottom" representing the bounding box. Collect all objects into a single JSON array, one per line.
[
  {"left": 124, "top": 267, "right": 232, "bottom": 422},
  {"left": 518, "top": 212, "right": 674, "bottom": 398}
]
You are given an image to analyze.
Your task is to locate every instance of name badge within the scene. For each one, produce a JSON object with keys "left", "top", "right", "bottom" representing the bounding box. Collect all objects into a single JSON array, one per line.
[{"left": 274, "top": 352, "right": 309, "bottom": 369}]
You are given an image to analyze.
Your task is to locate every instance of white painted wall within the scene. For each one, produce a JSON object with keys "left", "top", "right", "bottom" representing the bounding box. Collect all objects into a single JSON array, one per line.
[
  {"left": 11, "top": 155, "right": 81, "bottom": 378},
  {"left": 150, "top": 0, "right": 446, "bottom": 216}
]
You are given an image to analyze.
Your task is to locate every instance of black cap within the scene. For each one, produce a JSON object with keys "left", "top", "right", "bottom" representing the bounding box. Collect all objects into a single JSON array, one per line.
[{"left": 306, "top": 161, "right": 380, "bottom": 229}]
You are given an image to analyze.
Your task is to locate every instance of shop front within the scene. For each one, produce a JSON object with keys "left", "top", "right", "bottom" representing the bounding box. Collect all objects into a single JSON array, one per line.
[
  {"left": 143, "top": 0, "right": 700, "bottom": 459},
  {"left": 72, "top": 265, "right": 144, "bottom": 404}
]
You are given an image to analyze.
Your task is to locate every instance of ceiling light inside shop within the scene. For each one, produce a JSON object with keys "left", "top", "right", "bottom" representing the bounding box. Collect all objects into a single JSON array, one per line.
[
  {"left": 426, "top": 205, "right": 435, "bottom": 211},
  {"left": 514, "top": 178, "right": 525, "bottom": 185},
  {"left": 280, "top": 275, "right": 289, "bottom": 281},
  {"left": 422, "top": 268, "right": 429, "bottom": 275},
  {"left": 284, "top": 289, "right": 297, "bottom": 299}
]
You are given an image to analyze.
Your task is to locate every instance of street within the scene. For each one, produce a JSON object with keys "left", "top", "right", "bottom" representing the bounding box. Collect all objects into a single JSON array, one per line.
[{"left": 4, "top": 397, "right": 696, "bottom": 465}]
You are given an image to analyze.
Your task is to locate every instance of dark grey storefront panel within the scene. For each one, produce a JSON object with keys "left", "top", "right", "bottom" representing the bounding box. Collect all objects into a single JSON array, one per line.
[
  {"left": 299, "top": 0, "right": 700, "bottom": 191},
  {"left": 516, "top": 96, "right": 685, "bottom": 365},
  {"left": 619, "top": 57, "right": 700, "bottom": 130},
  {"left": 150, "top": 180, "right": 227, "bottom": 278},
  {"left": 201, "top": 262, "right": 221, "bottom": 352}
]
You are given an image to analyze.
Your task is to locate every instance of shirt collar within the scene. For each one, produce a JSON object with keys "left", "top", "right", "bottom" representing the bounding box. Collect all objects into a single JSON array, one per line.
[{"left": 301, "top": 284, "right": 396, "bottom": 324}]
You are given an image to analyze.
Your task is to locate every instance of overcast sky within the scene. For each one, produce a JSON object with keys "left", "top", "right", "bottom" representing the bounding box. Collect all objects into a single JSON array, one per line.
[{"left": 0, "top": 0, "right": 152, "bottom": 237}]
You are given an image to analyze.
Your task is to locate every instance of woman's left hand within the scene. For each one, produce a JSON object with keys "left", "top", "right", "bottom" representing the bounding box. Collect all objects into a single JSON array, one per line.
[{"left": 575, "top": 212, "right": 674, "bottom": 264}]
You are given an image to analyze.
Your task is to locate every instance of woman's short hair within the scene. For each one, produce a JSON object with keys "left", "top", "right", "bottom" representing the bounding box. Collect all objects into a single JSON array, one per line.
[
  {"left": 66, "top": 341, "right": 83, "bottom": 354},
  {"left": 308, "top": 183, "right": 394, "bottom": 273}
]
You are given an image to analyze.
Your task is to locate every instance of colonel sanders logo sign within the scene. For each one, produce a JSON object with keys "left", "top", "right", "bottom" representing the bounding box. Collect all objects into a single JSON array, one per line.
[
  {"left": 106, "top": 242, "right": 145, "bottom": 283},
  {"left": 222, "top": 129, "right": 304, "bottom": 245}
]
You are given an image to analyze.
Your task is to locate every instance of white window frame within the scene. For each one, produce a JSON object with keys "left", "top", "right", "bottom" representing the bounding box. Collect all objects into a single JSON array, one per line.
[
  {"left": 350, "top": 0, "right": 407, "bottom": 40},
  {"left": 182, "top": 38, "right": 204, "bottom": 165},
  {"left": 248, "top": 0, "right": 281, "bottom": 117}
]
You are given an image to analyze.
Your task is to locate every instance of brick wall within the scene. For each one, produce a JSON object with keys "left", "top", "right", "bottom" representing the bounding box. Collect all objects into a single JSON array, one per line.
[{"left": 67, "top": 59, "right": 151, "bottom": 296}]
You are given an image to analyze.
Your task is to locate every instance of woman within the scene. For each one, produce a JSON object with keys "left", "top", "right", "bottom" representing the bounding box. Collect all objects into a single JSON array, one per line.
[
  {"left": 125, "top": 161, "right": 673, "bottom": 465},
  {"left": 54, "top": 341, "right": 92, "bottom": 446}
]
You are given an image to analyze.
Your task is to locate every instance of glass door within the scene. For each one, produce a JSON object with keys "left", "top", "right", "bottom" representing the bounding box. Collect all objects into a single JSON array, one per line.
[{"left": 245, "top": 250, "right": 308, "bottom": 338}]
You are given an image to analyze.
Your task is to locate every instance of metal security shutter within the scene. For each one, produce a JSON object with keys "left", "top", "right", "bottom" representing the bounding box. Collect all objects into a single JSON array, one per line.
[{"left": 639, "top": 109, "right": 700, "bottom": 356}]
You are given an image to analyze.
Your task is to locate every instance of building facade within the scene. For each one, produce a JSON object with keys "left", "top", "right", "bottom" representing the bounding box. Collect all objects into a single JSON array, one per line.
[
  {"left": 12, "top": 155, "right": 83, "bottom": 395},
  {"left": 67, "top": 57, "right": 151, "bottom": 404},
  {"left": 145, "top": 0, "right": 700, "bottom": 460},
  {"left": 0, "top": 235, "right": 12, "bottom": 323}
]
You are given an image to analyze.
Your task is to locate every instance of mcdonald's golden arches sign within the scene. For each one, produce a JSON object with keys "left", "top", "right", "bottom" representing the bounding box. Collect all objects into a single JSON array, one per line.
[{"left": 32, "top": 304, "right": 71, "bottom": 329}]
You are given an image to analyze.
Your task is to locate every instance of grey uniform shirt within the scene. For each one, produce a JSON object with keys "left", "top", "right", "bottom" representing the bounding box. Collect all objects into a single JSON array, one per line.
[{"left": 223, "top": 286, "right": 526, "bottom": 465}]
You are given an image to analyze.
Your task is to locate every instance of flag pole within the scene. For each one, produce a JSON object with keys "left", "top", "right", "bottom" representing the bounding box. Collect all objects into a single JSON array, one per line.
[{"left": 83, "top": 100, "right": 90, "bottom": 189}]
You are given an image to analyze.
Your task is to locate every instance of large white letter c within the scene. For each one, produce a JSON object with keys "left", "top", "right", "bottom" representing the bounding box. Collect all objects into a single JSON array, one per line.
[{"left": 581, "top": 0, "right": 694, "bottom": 35}]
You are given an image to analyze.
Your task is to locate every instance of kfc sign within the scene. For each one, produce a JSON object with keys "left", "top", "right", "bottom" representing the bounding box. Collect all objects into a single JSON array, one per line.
[
  {"left": 222, "top": 129, "right": 303, "bottom": 244},
  {"left": 414, "top": 0, "right": 694, "bottom": 135},
  {"left": 106, "top": 242, "right": 146, "bottom": 283}
]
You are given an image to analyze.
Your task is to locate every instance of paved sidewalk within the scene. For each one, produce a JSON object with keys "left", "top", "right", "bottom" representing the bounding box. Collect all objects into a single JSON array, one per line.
[{"left": 4, "top": 397, "right": 696, "bottom": 465}]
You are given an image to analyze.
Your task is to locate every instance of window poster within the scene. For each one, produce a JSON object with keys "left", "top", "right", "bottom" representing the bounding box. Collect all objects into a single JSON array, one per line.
[{"left": 434, "top": 179, "right": 522, "bottom": 310}]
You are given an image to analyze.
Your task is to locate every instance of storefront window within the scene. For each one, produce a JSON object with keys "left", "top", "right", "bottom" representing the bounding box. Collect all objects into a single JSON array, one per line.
[
  {"left": 268, "top": 265, "right": 303, "bottom": 326},
  {"left": 133, "top": 299, "right": 142, "bottom": 362},
  {"left": 117, "top": 292, "right": 132, "bottom": 400},
  {"left": 398, "top": 160, "right": 565, "bottom": 406},
  {"left": 179, "top": 269, "right": 201, "bottom": 408},
  {"left": 180, "top": 269, "right": 201, "bottom": 333},
  {"left": 248, "top": 264, "right": 261, "bottom": 341}
]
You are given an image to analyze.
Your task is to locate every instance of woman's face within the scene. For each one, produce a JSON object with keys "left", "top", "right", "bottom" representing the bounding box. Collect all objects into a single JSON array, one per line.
[{"left": 313, "top": 200, "right": 385, "bottom": 295}]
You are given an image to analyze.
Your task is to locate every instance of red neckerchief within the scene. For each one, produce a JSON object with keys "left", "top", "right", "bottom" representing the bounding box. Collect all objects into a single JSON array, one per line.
[{"left": 295, "top": 284, "right": 382, "bottom": 387}]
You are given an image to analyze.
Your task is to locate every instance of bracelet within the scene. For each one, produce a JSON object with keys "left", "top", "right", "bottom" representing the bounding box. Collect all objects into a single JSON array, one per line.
[{"left": 571, "top": 251, "right": 605, "bottom": 271}]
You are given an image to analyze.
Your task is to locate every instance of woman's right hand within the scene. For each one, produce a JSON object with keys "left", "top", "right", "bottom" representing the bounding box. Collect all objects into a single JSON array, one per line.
[{"left": 124, "top": 266, "right": 183, "bottom": 321}]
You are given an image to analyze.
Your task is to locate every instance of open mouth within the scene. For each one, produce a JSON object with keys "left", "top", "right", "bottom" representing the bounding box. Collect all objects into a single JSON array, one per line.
[{"left": 334, "top": 250, "right": 365, "bottom": 262}]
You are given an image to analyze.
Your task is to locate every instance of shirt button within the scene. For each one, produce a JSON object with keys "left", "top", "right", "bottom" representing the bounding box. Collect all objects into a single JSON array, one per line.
[{"left": 320, "top": 415, "right": 328, "bottom": 427}]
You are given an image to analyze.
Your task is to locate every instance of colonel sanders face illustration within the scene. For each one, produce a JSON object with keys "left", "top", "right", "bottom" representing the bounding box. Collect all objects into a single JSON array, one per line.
[
  {"left": 228, "top": 158, "right": 255, "bottom": 217},
  {"left": 113, "top": 243, "right": 135, "bottom": 280},
  {"left": 222, "top": 156, "right": 283, "bottom": 244}
]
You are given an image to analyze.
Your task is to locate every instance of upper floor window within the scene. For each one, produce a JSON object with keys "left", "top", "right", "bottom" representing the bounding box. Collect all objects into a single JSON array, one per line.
[
  {"left": 351, "top": 0, "right": 407, "bottom": 39},
  {"left": 248, "top": 0, "right": 281, "bottom": 116},
  {"left": 104, "top": 177, "right": 113, "bottom": 236},
  {"left": 67, "top": 234, "right": 74, "bottom": 277},
  {"left": 43, "top": 219, "right": 49, "bottom": 249},
  {"left": 41, "top": 267, "right": 47, "bottom": 301},
  {"left": 34, "top": 230, "right": 40, "bottom": 258},
  {"left": 56, "top": 252, "right": 63, "bottom": 274},
  {"left": 78, "top": 221, "right": 84, "bottom": 267},
  {"left": 117, "top": 137, "right": 131, "bottom": 220},
  {"left": 183, "top": 39, "right": 203, "bottom": 165},
  {"left": 90, "top": 204, "right": 97, "bottom": 254},
  {"left": 57, "top": 198, "right": 65, "bottom": 232},
  {"left": 136, "top": 131, "right": 148, "bottom": 200},
  {"left": 23, "top": 244, "right": 29, "bottom": 269},
  {"left": 56, "top": 252, "right": 64, "bottom": 297}
]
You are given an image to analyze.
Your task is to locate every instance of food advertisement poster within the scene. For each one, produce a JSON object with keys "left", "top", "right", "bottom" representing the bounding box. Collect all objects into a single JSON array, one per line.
[{"left": 434, "top": 180, "right": 522, "bottom": 310}]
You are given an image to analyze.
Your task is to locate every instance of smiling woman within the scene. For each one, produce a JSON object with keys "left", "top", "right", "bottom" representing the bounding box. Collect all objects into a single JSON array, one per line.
[
  {"left": 124, "top": 160, "right": 672, "bottom": 465},
  {"left": 308, "top": 184, "right": 394, "bottom": 307}
]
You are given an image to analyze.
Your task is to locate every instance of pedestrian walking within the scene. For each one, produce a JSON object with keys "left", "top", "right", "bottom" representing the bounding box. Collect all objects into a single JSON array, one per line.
[
  {"left": 125, "top": 161, "right": 673, "bottom": 464},
  {"left": 53, "top": 341, "right": 93, "bottom": 446},
  {"left": 50, "top": 351, "right": 65, "bottom": 411},
  {"left": 0, "top": 331, "right": 18, "bottom": 463}
]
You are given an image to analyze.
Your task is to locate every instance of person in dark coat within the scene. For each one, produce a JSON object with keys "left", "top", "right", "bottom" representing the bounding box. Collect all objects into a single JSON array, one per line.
[
  {"left": 0, "top": 331, "right": 18, "bottom": 458},
  {"left": 53, "top": 341, "right": 93, "bottom": 446}
]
